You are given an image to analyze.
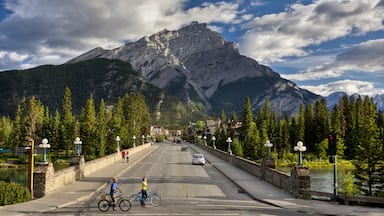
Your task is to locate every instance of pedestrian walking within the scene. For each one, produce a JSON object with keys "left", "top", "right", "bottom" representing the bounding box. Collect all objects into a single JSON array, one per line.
[{"left": 125, "top": 151, "right": 129, "bottom": 163}]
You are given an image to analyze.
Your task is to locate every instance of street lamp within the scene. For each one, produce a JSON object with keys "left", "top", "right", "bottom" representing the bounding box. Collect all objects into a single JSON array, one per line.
[
  {"left": 39, "top": 138, "right": 50, "bottom": 163},
  {"left": 132, "top": 135, "right": 136, "bottom": 147},
  {"left": 212, "top": 136, "right": 216, "bottom": 149},
  {"left": 294, "top": 141, "right": 306, "bottom": 166},
  {"left": 264, "top": 140, "right": 273, "bottom": 158},
  {"left": 141, "top": 135, "right": 145, "bottom": 144},
  {"left": 74, "top": 137, "right": 82, "bottom": 156},
  {"left": 115, "top": 136, "right": 121, "bottom": 152},
  {"left": 203, "top": 135, "right": 207, "bottom": 146},
  {"left": 226, "top": 137, "right": 232, "bottom": 155}
]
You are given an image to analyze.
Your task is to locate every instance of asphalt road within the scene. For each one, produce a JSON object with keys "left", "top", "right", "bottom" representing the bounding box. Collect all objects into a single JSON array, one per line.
[{"left": 42, "top": 142, "right": 310, "bottom": 216}]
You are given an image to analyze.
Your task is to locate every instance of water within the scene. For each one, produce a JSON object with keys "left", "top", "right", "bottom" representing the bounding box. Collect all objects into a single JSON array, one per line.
[
  {"left": 0, "top": 167, "right": 28, "bottom": 186},
  {"left": 277, "top": 167, "right": 351, "bottom": 193}
]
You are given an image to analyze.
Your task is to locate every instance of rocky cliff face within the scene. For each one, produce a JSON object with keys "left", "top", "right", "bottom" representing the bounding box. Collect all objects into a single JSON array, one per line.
[{"left": 68, "top": 22, "right": 320, "bottom": 115}]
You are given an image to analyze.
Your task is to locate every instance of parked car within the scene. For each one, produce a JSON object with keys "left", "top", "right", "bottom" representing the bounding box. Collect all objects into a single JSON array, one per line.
[{"left": 192, "top": 153, "right": 205, "bottom": 165}]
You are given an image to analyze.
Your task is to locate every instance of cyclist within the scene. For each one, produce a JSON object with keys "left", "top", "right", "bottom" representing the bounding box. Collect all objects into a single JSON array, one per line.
[
  {"left": 140, "top": 176, "right": 148, "bottom": 207},
  {"left": 110, "top": 177, "right": 120, "bottom": 210}
]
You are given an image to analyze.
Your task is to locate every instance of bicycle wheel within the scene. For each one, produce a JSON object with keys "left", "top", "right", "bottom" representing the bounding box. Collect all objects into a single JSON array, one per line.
[
  {"left": 150, "top": 194, "right": 161, "bottom": 206},
  {"left": 98, "top": 199, "right": 110, "bottom": 212},
  {"left": 119, "top": 198, "right": 132, "bottom": 211},
  {"left": 129, "top": 194, "right": 141, "bottom": 207}
]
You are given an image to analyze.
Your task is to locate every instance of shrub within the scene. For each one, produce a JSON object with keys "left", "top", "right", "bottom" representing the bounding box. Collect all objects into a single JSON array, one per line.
[{"left": 0, "top": 181, "right": 31, "bottom": 206}]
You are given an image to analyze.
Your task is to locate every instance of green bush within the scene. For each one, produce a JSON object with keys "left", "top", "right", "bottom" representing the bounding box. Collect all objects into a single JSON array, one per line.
[{"left": 0, "top": 181, "right": 31, "bottom": 206}]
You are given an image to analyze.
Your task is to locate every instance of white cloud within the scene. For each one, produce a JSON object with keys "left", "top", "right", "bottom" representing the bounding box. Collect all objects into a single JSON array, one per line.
[
  {"left": 8, "top": 52, "right": 29, "bottom": 62},
  {"left": 0, "top": 0, "right": 243, "bottom": 70},
  {"left": 301, "top": 79, "right": 378, "bottom": 96},
  {"left": 281, "top": 39, "right": 384, "bottom": 81},
  {"left": 239, "top": 0, "right": 384, "bottom": 64}
]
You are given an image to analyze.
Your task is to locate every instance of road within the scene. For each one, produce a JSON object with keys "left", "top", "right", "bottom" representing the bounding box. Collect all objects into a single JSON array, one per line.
[{"left": 43, "top": 142, "right": 311, "bottom": 216}]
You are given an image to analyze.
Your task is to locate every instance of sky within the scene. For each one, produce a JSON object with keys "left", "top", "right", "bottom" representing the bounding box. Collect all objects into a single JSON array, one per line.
[{"left": 0, "top": 0, "right": 383, "bottom": 97}]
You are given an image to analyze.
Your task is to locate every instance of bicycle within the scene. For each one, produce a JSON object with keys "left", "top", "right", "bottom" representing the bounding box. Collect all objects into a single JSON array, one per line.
[
  {"left": 129, "top": 189, "right": 161, "bottom": 207},
  {"left": 98, "top": 191, "right": 132, "bottom": 212}
]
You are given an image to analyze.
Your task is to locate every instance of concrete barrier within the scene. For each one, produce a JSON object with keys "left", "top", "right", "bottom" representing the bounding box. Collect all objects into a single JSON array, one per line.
[
  {"left": 199, "top": 144, "right": 310, "bottom": 198},
  {"left": 33, "top": 143, "right": 151, "bottom": 197}
]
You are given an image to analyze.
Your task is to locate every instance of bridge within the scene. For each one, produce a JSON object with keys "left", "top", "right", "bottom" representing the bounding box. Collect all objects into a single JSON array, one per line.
[{"left": 0, "top": 141, "right": 382, "bottom": 215}]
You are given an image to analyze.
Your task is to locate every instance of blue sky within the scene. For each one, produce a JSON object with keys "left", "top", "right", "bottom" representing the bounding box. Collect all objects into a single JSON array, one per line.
[{"left": 0, "top": 0, "right": 383, "bottom": 97}]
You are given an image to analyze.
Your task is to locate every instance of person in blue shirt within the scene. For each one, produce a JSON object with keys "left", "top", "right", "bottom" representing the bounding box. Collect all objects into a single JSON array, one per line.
[{"left": 109, "top": 177, "right": 120, "bottom": 210}]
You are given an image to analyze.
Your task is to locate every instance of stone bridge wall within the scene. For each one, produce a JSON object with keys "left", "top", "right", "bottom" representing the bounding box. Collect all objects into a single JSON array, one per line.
[
  {"left": 199, "top": 145, "right": 310, "bottom": 198},
  {"left": 33, "top": 143, "right": 151, "bottom": 198}
]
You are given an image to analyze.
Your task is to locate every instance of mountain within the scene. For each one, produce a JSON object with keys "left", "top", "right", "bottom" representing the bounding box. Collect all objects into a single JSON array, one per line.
[
  {"left": 325, "top": 92, "right": 384, "bottom": 111},
  {"left": 0, "top": 58, "right": 206, "bottom": 126},
  {"left": 68, "top": 22, "right": 321, "bottom": 116}
]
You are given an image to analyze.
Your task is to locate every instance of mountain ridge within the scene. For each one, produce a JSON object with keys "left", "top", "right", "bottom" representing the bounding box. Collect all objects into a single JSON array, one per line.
[{"left": 68, "top": 22, "right": 321, "bottom": 115}]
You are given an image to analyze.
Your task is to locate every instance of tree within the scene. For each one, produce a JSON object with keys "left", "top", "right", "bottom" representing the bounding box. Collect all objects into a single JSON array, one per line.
[
  {"left": 354, "top": 96, "right": 383, "bottom": 196},
  {"left": 61, "top": 87, "right": 76, "bottom": 155},
  {"left": 0, "top": 116, "right": 12, "bottom": 149},
  {"left": 80, "top": 95, "right": 97, "bottom": 160},
  {"left": 10, "top": 97, "right": 28, "bottom": 149},
  {"left": 96, "top": 99, "right": 107, "bottom": 156},
  {"left": 25, "top": 96, "right": 44, "bottom": 141},
  {"left": 240, "top": 97, "right": 255, "bottom": 158}
]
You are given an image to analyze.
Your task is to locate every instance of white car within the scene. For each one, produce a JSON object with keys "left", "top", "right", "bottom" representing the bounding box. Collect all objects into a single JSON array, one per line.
[{"left": 192, "top": 153, "right": 205, "bottom": 165}]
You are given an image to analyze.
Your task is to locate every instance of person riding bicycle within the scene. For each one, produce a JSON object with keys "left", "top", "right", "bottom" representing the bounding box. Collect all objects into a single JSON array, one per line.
[
  {"left": 140, "top": 176, "right": 148, "bottom": 207},
  {"left": 110, "top": 177, "right": 120, "bottom": 210}
]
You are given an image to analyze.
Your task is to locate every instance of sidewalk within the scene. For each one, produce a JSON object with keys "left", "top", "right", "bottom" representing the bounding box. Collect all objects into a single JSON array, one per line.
[
  {"left": 191, "top": 144, "right": 384, "bottom": 216},
  {"left": 0, "top": 145, "right": 158, "bottom": 216}
]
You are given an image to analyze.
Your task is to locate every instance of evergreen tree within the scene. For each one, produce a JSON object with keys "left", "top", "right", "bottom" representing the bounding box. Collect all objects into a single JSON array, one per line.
[
  {"left": 108, "top": 97, "right": 124, "bottom": 152},
  {"left": 313, "top": 99, "right": 329, "bottom": 154},
  {"left": 61, "top": 87, "right": 76, "bottom": 155},
  {"left": 80, "top": 95, "right": 97, "bottom": 160},
  {"left": 230, "top": 111, "right": 238, "bottom": 123},
  {"left": 220, "top": 109, "right": 227, "bottom": 127},
  {"left": 96, "top": 99, "right": 107, "bottom": 156},
  {"left": 10, "top": 97, "right": 28, "bottom": 149},
  {"left": 240, "top": 97, "right": 254, "bottom": 158},
  {"left": 304, "top": 103, "right": 315, "bottom": 154},
  {"left": 354, "top": 96, "right": 383, "bottom": 196}
]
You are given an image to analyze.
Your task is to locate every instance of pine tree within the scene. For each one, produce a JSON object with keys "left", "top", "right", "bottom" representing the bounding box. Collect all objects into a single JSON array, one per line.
[
  {"left": 61, "top": 87, "right": 76, "bottom": 155},
  {"left": 10, "top": 97, "right": 28, "bottom": 149},
  {"left": 240, "top": 97, "right": 255, "bottom": 158},
  {"left": 96, "top": 99, "right": 107, "bottom": 156},
  {"left": 80, "top": 95, "right": 97, "bottom": 160},
  {"left": 304, "top": 103, "right": 315, "bottom": 154},
  {"left": 354, "top": 96, "right": 382, "bottom": 196}
]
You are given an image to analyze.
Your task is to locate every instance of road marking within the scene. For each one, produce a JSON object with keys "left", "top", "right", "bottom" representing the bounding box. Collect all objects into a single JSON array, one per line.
[{"left": 197, "top": 204, "right": 275, "bottom": 209}]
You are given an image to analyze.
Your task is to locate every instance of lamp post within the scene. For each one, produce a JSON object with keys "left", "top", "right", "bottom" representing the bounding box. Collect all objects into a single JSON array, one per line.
[
  {"left": 132, "top": 135, "right": 136, "bottom": 147},
  {"left": 294, "top": 141, "right": 306, "bottom": 166},
  {"left": 26, "top": 138, "right": 34, "bottom": 198},
  {"left": 264, "top": 140, "right": 273, "bottom": 158},
  {"left": 74, "top": 137, "right": 82, "bottom": 156},
  {"left": 39, "top": 138, "right": 50, "bottom": 164},
  {"left": 203, "top": 135, "right": 207, "bottom": 146},
  {"left": 141, "top": 135, "right": 145, "bottom": 144},
  {"left": 212, "top": 135, "right": 216, "bottom": 149},
  {"left": 226, "top": 137, "right": 232, "bottom": 155},
  {"left": 115, "top": 136, "right": 121, "bottom": 152}
]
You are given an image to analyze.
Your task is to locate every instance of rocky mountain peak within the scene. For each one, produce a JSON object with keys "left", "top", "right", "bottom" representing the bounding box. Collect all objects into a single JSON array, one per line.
[{"left": 67, "top": 22, "right": 320, "bottom": 116}]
